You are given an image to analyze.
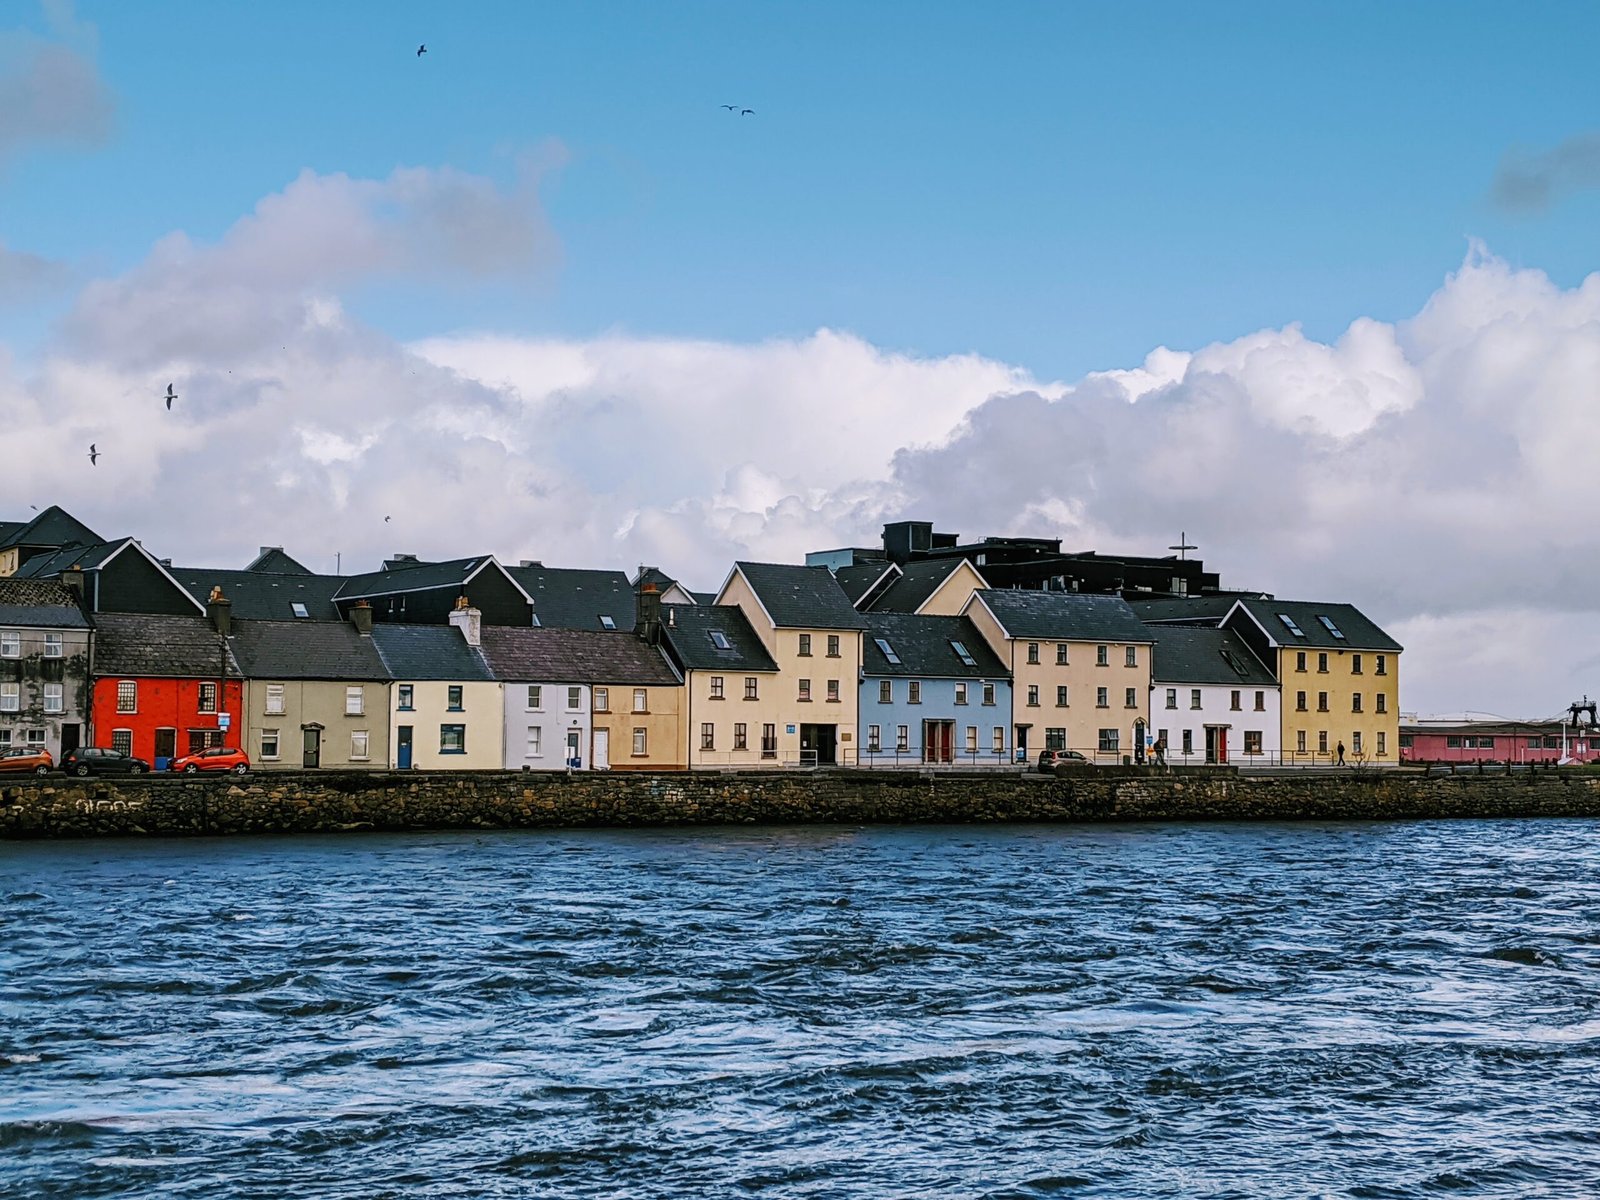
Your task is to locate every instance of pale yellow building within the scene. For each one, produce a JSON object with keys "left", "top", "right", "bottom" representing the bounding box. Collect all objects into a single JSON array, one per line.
[
  {"left": 371, "top": 609, "right": 502, "bottom": 770},
  {"left": 659, "top": 603, "right": 781, "bottom": 768}
]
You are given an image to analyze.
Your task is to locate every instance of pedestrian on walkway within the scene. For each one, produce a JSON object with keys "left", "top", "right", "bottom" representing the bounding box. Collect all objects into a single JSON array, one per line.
[{"left": 1336, "top": 740, "right": 1346, "bottom": 766}]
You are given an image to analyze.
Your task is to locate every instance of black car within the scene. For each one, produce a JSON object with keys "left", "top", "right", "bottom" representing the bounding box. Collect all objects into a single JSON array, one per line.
[
  {"left": 1038, "top": 748, "right": 1092, "bottom": 772},
  {"left": 61, "top": 747, "right": 151, "bottom": 777}
]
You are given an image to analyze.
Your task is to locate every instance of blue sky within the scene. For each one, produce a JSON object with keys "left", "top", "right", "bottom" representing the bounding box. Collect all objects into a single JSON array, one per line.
[{"left": 6, "top": 0, "right": 1598, "bottom": 378}]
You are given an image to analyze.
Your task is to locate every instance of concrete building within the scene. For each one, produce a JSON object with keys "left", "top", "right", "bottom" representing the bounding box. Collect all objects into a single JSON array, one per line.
[{"left": 0, "top": 579, "right": 92, "bottom": 760}]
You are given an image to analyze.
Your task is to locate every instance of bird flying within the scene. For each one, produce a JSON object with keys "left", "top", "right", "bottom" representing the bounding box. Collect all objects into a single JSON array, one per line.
[
  {"left": 165, "top": 383, "right": 177, "bottom": 411},
  {"left": 721, "top": 104, "right": 739, "bottom": 112},
  {"left": 384, "top": 515, "right": 391, "bottom": 523},
  {"left": 87, "top": 444, "right": 99, "bottom": 466},
  {"left": 740, "top": 108, "right": 754, "bottom": 116},
  {"left": 417, "top": 43, "right": 427, "bottom": 56}
]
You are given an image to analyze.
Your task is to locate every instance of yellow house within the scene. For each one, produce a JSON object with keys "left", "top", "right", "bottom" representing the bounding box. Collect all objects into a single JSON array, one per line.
[
  {"left": 710, "top": 562, "right": 865, "bottom": 766},
  {"left": 1222, "top": 599, "right": 1402, "bottom": 765},
  {"left": 371, "top": 608, "right": 502, "bottom": 770},
  {"left": 660, "top": 603, "right": 781, "bottom": 768},
  {"left": 961, "top": 590, "right": 1155, "bottom": 763}
]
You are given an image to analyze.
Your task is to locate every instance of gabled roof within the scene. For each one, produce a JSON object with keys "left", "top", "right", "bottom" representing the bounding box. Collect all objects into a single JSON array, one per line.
[
  {"left": 172, "top": 567, "right": 346, "bottom": 621},
  {"left": 0, "top": 521, "right": 26, "bottom": 544},
  {"left": 92, "top": 613, "right": 241, "bottom": 678},
  {"left": 1227, "top": 598, "right": 1403, "bottom": 653},
  {"left": 971, "top": 590, "right": 1154, "bottom": 643},
  {"left": 660, "top": 604, "right": 778, "bottom": 673},
  {"left": 1150, "top": 626, "right": 1278, "bottom": 687},
  {"left": 229, "top": 619, "right": 388, "bottom": 680},
  {"left": 0, "top": 505, "right": 102, "bottom": 552},
  {"left": 480, "top": 627, "right": 682, "bottom": 685},
  {"left": 834, "top": 561, "right": 899, "bottom": 606},
  {"left": 867, "top": 558, "right": 982, "bottom": 613},
  {"left": 0, "top": 580, "right": 90, "bottom": 629},
  {"left": 728, "top": 561, "right": 866, "bottom": 630},
  {"left": 860, "top": 613, "right": 1008, "bottom": 679},
  {"left": 337, "top": 556, "right": 531, "bottom": 605},
  {"left": 505, "top": 564, "right": 636, "bottom": 630},
  {"left": 1129, "top": 596, "right": 1240, "bottom": 625},
  {"left": 370, "top": 624, "right": 494, "bottom": 681},
  {"left": 14, "top": 537, "right": 206, "bottom": 614},
  {"left": 244, "top": 547, "right": 313, "bottom": 575}
]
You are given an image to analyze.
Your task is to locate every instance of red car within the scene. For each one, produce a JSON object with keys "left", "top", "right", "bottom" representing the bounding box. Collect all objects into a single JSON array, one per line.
[
  {"left": 169, "top": 746, "right": 251, "bottom": 774},
  {"left": 0, "top": 746, "right": 53, "bottom": 775}
]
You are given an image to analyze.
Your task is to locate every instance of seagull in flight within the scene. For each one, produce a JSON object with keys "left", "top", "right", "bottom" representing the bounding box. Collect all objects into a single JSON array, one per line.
[
  {"left": 384, "top": 515, "right": 391, "bottom": 523},
  {"left": 165, "top": 383, "right": 177, "bottom": 411},
  {"left": 417, "top": 43, "right": 427, "bottom": 56},
  {"left": 740, "top": 108, "right": 755, "bottom": 116},
  {"left": 88, "top": 444, "right": 99, "bottom": 466},
  {"left": 721, "top": 104, "right": 739, "bottom": 112}
]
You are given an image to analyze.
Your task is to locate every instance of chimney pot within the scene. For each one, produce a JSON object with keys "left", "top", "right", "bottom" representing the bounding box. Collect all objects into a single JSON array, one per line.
[
  {"left": 448, "top": 597, "right": 482, "bottom": 647},
  {"left": 350, "top": 599, "right": 374, "bottom": 636},
  {"left": 206, "top": 587, "right": 233, "bottom": 636}
]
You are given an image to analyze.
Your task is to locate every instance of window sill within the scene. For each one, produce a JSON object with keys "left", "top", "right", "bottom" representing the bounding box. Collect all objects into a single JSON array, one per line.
[
  {"left": 797, "top": 698, "right": 812, "bottom": 703},
  {"left": 707, "top": 696, "right": 725, "bottom": 701},
  {"left": 350, "top": 756, "right": 370, "bottom": 762},
  {"left": 633, "top": 710, "right": 651, "bottom": 715},
  {"left": 439, "top": 749, "right": 467, "bottom": 755}
]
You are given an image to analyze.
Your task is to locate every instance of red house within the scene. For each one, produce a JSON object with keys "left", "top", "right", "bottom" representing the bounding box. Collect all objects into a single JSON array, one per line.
[{"left": 91, "top": 612, "right": 243, "bottom": 768}]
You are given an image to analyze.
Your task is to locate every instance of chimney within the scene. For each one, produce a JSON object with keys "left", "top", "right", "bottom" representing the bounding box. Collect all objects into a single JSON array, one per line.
[
  {"left": 448, "top": 595, "right": 482, "bottom": 647},
  {"left": 61, "top": 565, "right": 85, "bottom": 599},
  {"left": 350, "top": 599, "right": 373, "bottom": 636},
  {"left": 636, "top": 580, "right": 662, "bottom": 645},
  {"left": 207, "top": 585, "right": 232, "bottom": 636}
]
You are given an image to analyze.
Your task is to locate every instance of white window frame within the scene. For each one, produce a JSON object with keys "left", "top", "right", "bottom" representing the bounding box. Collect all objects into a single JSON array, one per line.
[
  {"left": 0, "top": 631, "right": 18, "bottom": 658},
  {"left": 345, "top": 686, "right": 364, "bottom": 716},
  {"left": 350, "top": 730, "right": 370, "bottom": 760},
  {"left": 260, "top": 728, "right": 280, "bottom": 759},
  {"left": 43, "top": 683, "right": 63, "bottom": 714},
  {"left": 526, "top": 726, "right": 543, "bottom": 757},
  {"left": 526, "top": 685, "right": 542, "bottom": 710},
  {"left": 634, "top": 688, "right": 649, "bottom": 712},
  {"left": 43, "top": 633, "right": 63, "bottom": 659},
  {"left": 0, "top": 682, "right": 18, "bottom": 712},
  {"left": 594, "top": 687, "right": 610, "bottom": 712},
  {"left": 632, "top": 727, "right": 647, "bottom": 756},
  {"left": 265, "top": 683, "right": 286, "bottom": 715},
  {"left": 567, "top": 686, "right": 582, "bottom": 711}
]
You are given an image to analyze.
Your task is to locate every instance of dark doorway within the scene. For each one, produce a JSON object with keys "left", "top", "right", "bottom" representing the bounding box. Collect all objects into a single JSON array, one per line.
[
  {"left": 397, "top": 725, "right": 413, "bottom": 769},
  {"left": 302, "top": 725, "right": 322, "bottom": 768},
  {"left": 923, "top": 719, "right": 954, "bottom": 764},
  {"left": 1015, "top": 724, "right": 1030, "bottom": 762},
  {"left": 152, "top": 727, "right": 175, "bottom": 770},
  {"left": 800, "top": 724, "right": 837, "bottom": 766},
  {"left": 60, "top": 723, "right": 81, "bottom": 758}
]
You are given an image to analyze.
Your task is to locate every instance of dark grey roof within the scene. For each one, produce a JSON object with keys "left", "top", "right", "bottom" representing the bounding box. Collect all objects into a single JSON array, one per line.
[
  {"left": 92, "top": 614, "right": 241, "bottom": 678},
  {"left": 0, "top": 506, "right": 102, "bottom": 552},
  {"left": 660, "top": 604, "right": 778, "bottom": 673},
  {"left": 244, "top": 547, "right": 313, "bottom": 575},
  {"left": 370, "top": 624, "right": 494, "bottom": 681},
  {"left": 506, "top": 565, "right": 636, "bottom": 630},
  {"left": 860, "top": 613, "right": 1008, "bottom": 679},
  {"left": 0, "top": 521, "right": 25, "bottom": 543},
  {"left": 867, "top": 558, "right": 982, "bottom": 613},
  {"left": 834, "top": 562, "right": 897, "bottom": 606},
  {"left": 11, "top": 538, "right": 126, "bottom": 577},
  {"left": 480, "top": 627, "right": 681, "bottom": 685},
  {"left": 733, "top": 562, "right": 866, "bottom": 630},
  {"left": 1229, "top": 598, "right": 1403, "bottom": 653},
  {"left": 1151, "top": 626, "right": 1278, "bottom": 687},
  {"left": 229, "top": 619, "right": 388, "bottom": 680},
  {"left": 690, "top": 591, "right": 717, "bottom": 607},
  {"left": 172, "top": 567, "right": 346, "bottom": 621},
  {"left": 975, "top": 590, "right": 1154, "bottom": 643},
  {"left": 0, "top": 580, "right": 90, "bottom": 628},
  {"left": 1130, "top": 596, "right": 1239, "bottom": 625},
  {"left": 338, "top": 556, "right": 523, "bottom": 601}
]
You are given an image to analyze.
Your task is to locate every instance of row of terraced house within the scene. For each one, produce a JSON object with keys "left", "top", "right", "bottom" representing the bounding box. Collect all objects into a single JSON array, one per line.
[{"left": 0, "top": 509, "right": 1404, "bottom": 770}]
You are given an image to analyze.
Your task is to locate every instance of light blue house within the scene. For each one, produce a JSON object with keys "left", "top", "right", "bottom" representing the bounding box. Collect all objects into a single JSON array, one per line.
[{"left": 858, "top": 612, "right": 1012, "bottom": 766}]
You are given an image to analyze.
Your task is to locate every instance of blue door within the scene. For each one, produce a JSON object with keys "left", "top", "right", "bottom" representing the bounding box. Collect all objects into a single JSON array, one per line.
[{"left": 397, "top": 725, "right": 413, "bottom": 769}]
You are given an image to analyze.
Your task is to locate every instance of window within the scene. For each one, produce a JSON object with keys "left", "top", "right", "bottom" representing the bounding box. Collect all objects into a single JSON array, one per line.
[
  {"left": 1125, "top": 688, "right": 1138, "bottom": 709},
  {"left": 351, "top": 731, "right": 370, "bottom": 760},
  {"left": 709, "top": 630, "right": 731, "bottom": 651},
  {"left": 1475, "top": 736, "right": 1493, "bottom": 750},
  {"left": 982, "top": 683, "right": 996, "bottom": 706},
  {"left": 633, "top": 728, "right": 648, "bottom": 756},
  {"left": 265, "top": 684, "right": 286, "bottom": 715},
  {"left": 1190, "top": 689, "right": 1202, "bottom": 710},
  {"left": 1277, "top": 613, "right": 1306, "bottom": 638},
  {"left": 526, "top": 727, "right": 543, "bottom": 757},
  {"left": 907, "top": 681, "right": 920, "bottom": 704},
  {"left": 1125, "top": 646, "right": 1137, "bottom": 667},
  {"left": 198, "top": 682, "right": 217, "bottom": 713},
  {"left": 1057, "top": 644, "right": 1069, "bottom": 666},
  {"left": 1165, "top": 688, "right": 1178, "bottom": 710},
  {"left": 188, "top": 729, "right": 221, "bottom": 754},
  {"left": 1045, "top": 727, "right": 1066, "bottom": 750},
  {"left": 599, "top": 615, "right": 617, "bottom": 630},
  {"left": 1244, "top": 731, "right": 1263, "bottom": 754},
  {"left": 1376, "top": 694, "right": 1387, "bottom": 714},
  {"left": 1182, "top": 730, "right": 1193, "bottom": 755},
  {"left": 1446, "top": 735, "right": 1462, "bottom": 749},
  {"left": 1098, "top": 728, "right": 1120, "bottom": 752},
  {"left": 594, "top": 687, "right": 610, "bottom": 712},
  {"left": 1296, "top": 691, "right": 1308, "bottom": 711},
  {"left": 951, "top": 640, "right": 977, "bottom": 667},
  {"left": 798, "top": 634, "right": 812, "bottom": 657},
  {"left": 1400, "top": 734, "right": 1416, "bottom": 749},
  {"left": 1027, "top": 685, "right": 1040, "bottom": 707},
  {"left": 112, "top": 729, "right": 133, "bottom": 756},
  {"left": 1318, "top": 692, "right": 1329, "bottom": 712},
  {"left": 1096, "top": 687, "right": 1109, "bottom": 708},
  {"left": 567, "top": 687, "right": 582, "bottom": 711},
  {"left": 827, "top": 635, "right": 840, "bottom": 658},
  {"left": 1295, "top": 651, "right": 1307, "bottom": 673},
  {"left": 635, "top": 688, "right": 649, "bottom": 712},
  {"left": 701, "top": 723, "right": 716, "bottom": 750},
  {"left": 1317, "top": 615, "right": 1346, "bottom": 640},
  {"left": 1317, "top": 653, "right": 1329, "bottom": 673},
  {"left": 1096, "top": 645, "right": 1109, "bottom": 667},
  {"left": 879, "top": 680, "right": 893, "bottom": 704},
  {"left": 346, "top": 686, "right": 364, "bottom": 716},
  {"left": 261, "top": 729, "right": 280, "bottom": 759},
  {"left": 1352, "top": 693, "right": 1363, "bottom": 713},
  {"left": 762, "top": 724, "right": 776, "bottom": 757},
  {"left": 1254, "top": 690, "right": 1265, "bottom": 712},
  {"left": 1056, "top": 685, "right": 1069, "bottom": 707},
  {"left": 0, "top": 729, "right": 11, "bottom": 749},
  {"left": 868, "top": 724, "right": 882, "bottom": 752},
  {"left": 44, "top": 633, "right": 62, "bottom": 658},
  {"left": 734, "top": 722, "right": 748, "bottom": 750},
  {"left": 896, "top": 725, "right": 909, "bottom": 752},
  {"left": 1375, "top": 655, "right": 1387, "bottom": 676},
  {"left": 826, "top": 679, "right": 840, "bottom": 702},
  {"left": 43, "top": 683, "right": 62, "bottom": 714},
  {"left": 966, "top": 726, "right": 978, "bottom": 753},
  {"left": 0, "top": 631, "right": 18, "bottom": 657},
  {"left": 446, "top": 685, "right": 463, "bottom": 711},
  {"left": 1024, "top": 642, "right": 1040, "bottom": 665},
  {"left": 401, "top": 684, "right": 417, "bottom": 710},
  {"left": 1297, "top": 731, "right": 1307, "bottom": 753},
  {"left": 0, "top": 683, "right": 16, "bottom": 712},
  {"left": 1318, "top": 731, "right": 1329, "bottom": 754},
  {"left": 1352, "top": 731, "right": 1363, "bottom": 754},
  {"left": 798, "top": 678, "right": 811, "bottom": 701},
  {"left": 955, "top": 683, "right": 968, "bottom": 705},
  {"left": 872, "top": 637, "right": 901, "bottom": 666},
  {"left": 1351, "top": 653, "right": 1363, "bottom": 675},
  {"left": 291, "top": 602, "right": 310, "bottom": 619},
  {"left": 992, "top": 726, "right": 1005, "bottom": 753},
  {"left": 1377, "top": 732, "right": 1387, "bottom": 756},
  {"left": 440, "top": 724, "right": 466, "bottom": 753}
]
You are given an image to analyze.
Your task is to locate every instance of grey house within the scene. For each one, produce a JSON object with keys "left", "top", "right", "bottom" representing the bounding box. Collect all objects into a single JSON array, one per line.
[{"left": 0, "top": 579, "right": 92, "bottom": 759}]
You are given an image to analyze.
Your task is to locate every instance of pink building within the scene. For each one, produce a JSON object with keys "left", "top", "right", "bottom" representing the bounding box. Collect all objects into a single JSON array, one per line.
[{"left": 1400, "top": 720, "right": 1600, "bottom": 765}]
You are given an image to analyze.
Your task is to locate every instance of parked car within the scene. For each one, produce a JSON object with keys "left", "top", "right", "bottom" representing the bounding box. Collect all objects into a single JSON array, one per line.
[
  {"left": 1038, "top": 748, "right": 1092, "bottom": 772},
  {"left": 169, "top": 746, "right": 251, "bottom": 775},
  {"left": 0, "top": 746, "right": 53, "bottom": 775},
  {"left": 61, "top": 747, "right": 151, "bottom": 776}
]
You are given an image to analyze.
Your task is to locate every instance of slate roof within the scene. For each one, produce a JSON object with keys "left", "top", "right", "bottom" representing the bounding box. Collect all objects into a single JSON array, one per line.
[
  {"left": 660, "top": 604, "right": 778, "bottom": 673},
  {"left": 868, "top": 558, "right": 983, "bottom": 613},
  {"left": 860, "top": 613, "right": 1009, "bottom": 679},
  {"left": 480, "top": 627, "right": 681, "bottom": 685},
  {"left": 172, "top": 567, "right": 347, "bottom": 622},
  {"left": 338, "top": 556, "right": 524, "bottom": 601},
  {"left": 975, "top": 590, "right": 1154, "bottom": 643},
  {"left": 229, "top": 619, "right": 388, "bottom": 680},
  {"left": 1129, "top": 596, "right": 1240, "bottom": 625},
  {"left": 0, "top": 521, "right": 25, "bottom": 544},
  {"left": 370, "top": 624, "right": 494, "bottom": 681},
  {"left": 834, "top": 561, "right": 898, "bottom": 606},
  {"left": 0, "top": 580, "right": 90, "bottom": 628},
  {"left": 506, "top": 565, "right": 636, "bottom": 630},
  {"left": 1229, "top": 598, "right": 1403, "bottom": 653},
  {"left": 0, "top": 506, "right": 102, "bottom": 552},
  {"left": 244, "top": 547, "right": 313, "bottom": 575},
  {"left": 732, "top": 562, "right": 866, "bottom": 630},
  {"left": 1150, "top": 626, "right": 1278, "bottom": 687},
  {"left": 690, "top": 591, "right": 717, "bottom": 607},
  {"left": 92, "top": 613, "right": 241, "bottom": 678},
  {"left": 11, "top": 538, "right": 127, "bottom": 577}
]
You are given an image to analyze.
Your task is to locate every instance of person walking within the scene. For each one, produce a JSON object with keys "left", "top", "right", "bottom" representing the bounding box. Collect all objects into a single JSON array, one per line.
[{"left": 1336, "top": 740, "right": 1346, "bottom": 767}]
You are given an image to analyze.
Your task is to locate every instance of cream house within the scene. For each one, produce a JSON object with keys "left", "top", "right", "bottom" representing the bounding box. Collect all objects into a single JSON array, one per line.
[
  {"left": 371, "top": 604, "right": 501, "bottom": 770},
  {"left": 659, "top": 603, "right": 780, "bottom": 769}
]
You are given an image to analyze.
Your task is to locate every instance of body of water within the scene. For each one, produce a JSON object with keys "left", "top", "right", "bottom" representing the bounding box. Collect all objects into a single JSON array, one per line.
[{"left": 4, "top": 821, "right": 1600, "bottom": 1197}]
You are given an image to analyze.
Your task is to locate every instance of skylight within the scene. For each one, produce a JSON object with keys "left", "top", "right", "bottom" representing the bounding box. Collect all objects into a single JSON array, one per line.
[
  {"left": 874, "top": 637, "right": 901, "bottom": 665},
  {"left": 1316, "top": 615, "right": 1346, "bottom": 640},
  {"left": 1221, "top": 649, "right": 1249, "bottom": 677},
  {"left": 291, "top": 602, "right": 309, "bottom": 619},
  {"left": 1277, "top": 613, "right": 1307, "bottom": 638},
  {"left": 950, "top": 640, "right": 977, "bottom": 667},
  {"left": 709, "top": 630, "right": 731, "bottom": 650},
  {"left": 599, "top": 615, "right": 617, "bottom": 630},
  {"left": 530, "top": 613, "right": 542, "bottom": 627}
]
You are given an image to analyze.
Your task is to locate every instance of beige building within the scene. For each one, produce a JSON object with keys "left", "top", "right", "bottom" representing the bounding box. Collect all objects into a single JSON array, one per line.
[
  {"left": 962, "top": 590, "right": 1155, "bottom": 763},
  {"left": 660, "top": 603, "right": 781, "bottom": 768},
  {"left": 371, "top": 607, "right": 502, "bottom": 770}
]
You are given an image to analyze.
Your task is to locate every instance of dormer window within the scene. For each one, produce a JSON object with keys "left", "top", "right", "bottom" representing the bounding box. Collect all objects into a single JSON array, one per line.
[
  {"left": 599, "top": 615, "right": 617, "bottom": 630},
  {"left": 291, "top": 603, "right": 309, "bottom": 619}
]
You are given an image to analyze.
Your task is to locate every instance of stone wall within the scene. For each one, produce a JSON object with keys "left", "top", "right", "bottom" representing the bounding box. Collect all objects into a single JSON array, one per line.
[{"left": 5, "top": 766, "right": 1600, "bottom": 839}]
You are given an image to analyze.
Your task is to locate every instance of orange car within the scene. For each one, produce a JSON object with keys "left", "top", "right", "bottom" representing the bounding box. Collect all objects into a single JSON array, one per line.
[
  {"left": 169, "top": 746, "right": 251, "bottom": 774},
  {"left": 0, "top": 746, "right": 53, "bottom": 774}
]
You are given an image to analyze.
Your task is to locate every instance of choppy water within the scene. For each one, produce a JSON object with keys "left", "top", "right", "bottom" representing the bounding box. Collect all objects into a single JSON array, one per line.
[{"left": 4, "top": 822, "right": 1600, "bottom": 1197}]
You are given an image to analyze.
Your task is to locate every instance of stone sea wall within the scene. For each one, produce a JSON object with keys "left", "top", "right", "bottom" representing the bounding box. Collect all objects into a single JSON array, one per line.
[{"left": 5, "top": 766, "right": 1600, "bottom": 838}]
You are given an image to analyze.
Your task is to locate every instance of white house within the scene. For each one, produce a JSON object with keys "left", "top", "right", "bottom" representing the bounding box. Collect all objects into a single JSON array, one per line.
[{"left": 1149, "top": 625, "right": 1281, "bottom": 765}]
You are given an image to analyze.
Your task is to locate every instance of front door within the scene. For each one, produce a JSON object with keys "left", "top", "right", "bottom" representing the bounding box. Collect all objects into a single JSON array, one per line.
[
  {"left": 924, "top": 720, "right": 953, "bottom": 764},
  {"left": 565, "top": 730, "right": 581, "bottom": 769},
  {"left": 593, "top": 728, "right": 610, "bottom": 771},
  {"left": 799, "top": 724, "right": 838, "bottom": 766},
  {"left": 1204, "top": 726, "right": 1229, "bottom": 765},
  {"left": 303, "top": 726, "right": 321, "bottom": 768},
  {"left": 397, "top": 725, "right": 413, "bottom": 769},
  {"left": 1015, "top": 725, "right": 1030, "bottom": 762},
  {"left": 61, "top": 723, "right": 81, "bottom": 758},
  {"left": 1133, "top": 719, "right": 1147, "bottom": 765}
]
